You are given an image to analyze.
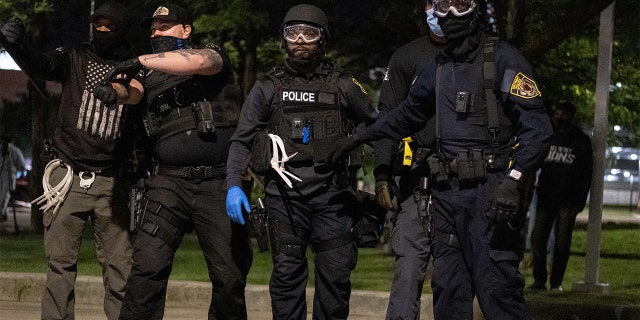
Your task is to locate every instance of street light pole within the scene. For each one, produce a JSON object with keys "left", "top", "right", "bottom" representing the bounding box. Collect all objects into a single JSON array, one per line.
[{"left": 573, "top": 1, "right": 615, "bottom": 294}]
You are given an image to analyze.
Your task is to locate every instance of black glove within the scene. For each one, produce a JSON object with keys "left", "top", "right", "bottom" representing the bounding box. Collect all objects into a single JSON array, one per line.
[
  {"left": 324, "top": 136, "right": 360, "bottom": 164},
  {"left": 94, "top": 84, "right": 118, "bottom": 108},
  {"left": 485, "top": 178, "right": 520, "bottom": 223},
  {"left": 1, "top": 18, "right": 25, "bottom": 45},
  {"left": 375, "top": 179, "right": 398, "bottom": 211},
  {"left": 105, "top": 57, "right": 143, "bottom": 82}
]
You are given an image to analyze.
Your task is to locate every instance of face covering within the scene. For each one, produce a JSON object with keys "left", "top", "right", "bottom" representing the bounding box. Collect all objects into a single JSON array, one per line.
[
  {"left": 438, "top": 13, "right": 475, "bottom": 41},
  {"left": 92, "top": 27, "right": 128, "bottom": 56},
  {"left": 426, "top": 9, "right": 444, "bottom": 37},
  {"left": 150, "top": 36, "right": 191, "bottom": 53}
]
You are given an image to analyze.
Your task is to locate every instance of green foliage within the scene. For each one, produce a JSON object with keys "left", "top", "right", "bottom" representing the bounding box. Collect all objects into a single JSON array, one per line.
[{"left": 255, "top": 39, "right": 286, "bottom": 76}]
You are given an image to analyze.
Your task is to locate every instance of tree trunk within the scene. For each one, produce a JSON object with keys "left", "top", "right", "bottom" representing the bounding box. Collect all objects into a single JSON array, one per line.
[{"left": 242, "top": 39, "right": 258, "bottom": 99}]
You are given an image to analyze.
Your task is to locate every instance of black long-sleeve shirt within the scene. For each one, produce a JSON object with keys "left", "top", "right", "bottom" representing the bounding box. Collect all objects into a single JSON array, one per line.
[
  {"left": 374, "top": 34, "right": 446, "bottom": 178},
  {"left": 227, "top": 61, "right": 378, "bottom": 197}
]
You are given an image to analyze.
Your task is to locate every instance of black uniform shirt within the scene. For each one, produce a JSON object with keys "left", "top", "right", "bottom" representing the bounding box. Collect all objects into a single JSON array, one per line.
[
  {"left": 374, "top": 35, "right": 446, "bottom": 176},
  {"left": 360, "top": 32, "right": 552, "bottom": 174},
  {"left": 227, "top": 61, "right": 378, "bottom": 197}
]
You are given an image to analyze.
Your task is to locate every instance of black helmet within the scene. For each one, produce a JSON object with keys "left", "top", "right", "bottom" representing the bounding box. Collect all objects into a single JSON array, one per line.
[{"left": 281, "top": 4, "right": 329, "bottom": 39}]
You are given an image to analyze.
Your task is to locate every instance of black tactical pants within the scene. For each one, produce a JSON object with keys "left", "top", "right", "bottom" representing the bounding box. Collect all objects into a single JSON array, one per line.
[
  {"left": 266, "top": 185, "right": 357, "bottom": 320},
  {"left": 119, "top": 174, "right": 252, "bottom": 320}
]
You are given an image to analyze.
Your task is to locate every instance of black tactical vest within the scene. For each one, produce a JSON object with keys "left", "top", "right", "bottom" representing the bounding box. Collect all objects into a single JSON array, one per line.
[
  {"left": 266, "top": 65, "right": 350, "bottom": 165},
  {"left": 143, "top": 72, "right": 242, "bottom": 142}
]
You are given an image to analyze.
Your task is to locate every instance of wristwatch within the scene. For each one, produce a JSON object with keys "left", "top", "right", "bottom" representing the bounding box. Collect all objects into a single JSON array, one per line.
[{"left": 507, "top": 169, "right": 523, "bottom": 181}]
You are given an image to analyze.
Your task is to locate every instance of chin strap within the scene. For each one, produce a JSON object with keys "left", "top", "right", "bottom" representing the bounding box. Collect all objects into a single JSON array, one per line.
[{"left": 268, "top": 133, "right": 302, "bottom": 188}]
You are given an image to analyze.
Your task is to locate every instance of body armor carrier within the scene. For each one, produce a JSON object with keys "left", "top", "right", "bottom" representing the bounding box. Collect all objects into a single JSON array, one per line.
[
  {"left": 265, "top": 65, "right": 351, "bottom": 166},
  {"left": 143, "top": 75, "right": 242, "bottom": 142}
]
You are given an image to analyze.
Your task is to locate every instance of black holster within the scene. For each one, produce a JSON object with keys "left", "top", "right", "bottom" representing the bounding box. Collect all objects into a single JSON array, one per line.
[
  {"left": 128, "top": 179, "right": 145, "bottom": 234},
  {"left": 248, "top": 198, "right": 270, "bottom": 252},
  {"left": 414, "top": 177, "right": 432, "bottom": 239}
]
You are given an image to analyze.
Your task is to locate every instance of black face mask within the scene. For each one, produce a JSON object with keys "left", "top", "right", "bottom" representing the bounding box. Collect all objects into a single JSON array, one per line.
[
  {"left": 150, "top": 36, "right": 191, "bottom": 53},
  {"left": 92, "top": 27, "right": 129, "bottom": 58},
  {"left": 438, "top": 13, "right": 476, "bottom": 41}
]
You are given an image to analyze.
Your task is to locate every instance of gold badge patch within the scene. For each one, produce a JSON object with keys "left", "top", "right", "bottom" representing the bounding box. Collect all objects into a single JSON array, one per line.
[
  {"left": 510, "top": 72, "right": 540, "bottom": 98},
  {"left": 153, "top": 6, "right": 170, "bottom": 17},
  {"left": 351, "top": 77, "right": 367, "bottom": 95}
]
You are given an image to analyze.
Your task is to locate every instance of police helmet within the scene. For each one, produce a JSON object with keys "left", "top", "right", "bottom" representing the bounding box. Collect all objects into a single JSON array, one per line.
[{"left": 281, "top": 4, "right": 330, "bottom": 40}]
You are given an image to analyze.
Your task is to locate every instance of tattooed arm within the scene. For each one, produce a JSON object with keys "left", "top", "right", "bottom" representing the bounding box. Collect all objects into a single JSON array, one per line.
[
  {"left": 138, "top": 48, "right": 224, "bottom": 76},
  {"left": 102, "top": 47, "right": 224, "bottom": 105}
]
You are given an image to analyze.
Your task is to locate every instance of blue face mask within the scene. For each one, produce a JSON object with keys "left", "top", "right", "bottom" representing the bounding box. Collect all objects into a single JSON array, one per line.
[{"left": 426, "top": 8, "right": 444, "bottom": 37}]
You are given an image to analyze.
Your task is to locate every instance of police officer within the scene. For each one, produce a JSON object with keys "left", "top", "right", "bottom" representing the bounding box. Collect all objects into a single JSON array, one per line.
[
  {"left": 326, "top": 0, "right": 553, "bottom": 319},
  {"left": 225, "top": 4, "right": 377, "bottom": 320},
  {"left": 93, "top": 3, "right": 252, "bottom": 319},
  {"left": 374, "top": 1, "right": 446, "bottom": 318}
]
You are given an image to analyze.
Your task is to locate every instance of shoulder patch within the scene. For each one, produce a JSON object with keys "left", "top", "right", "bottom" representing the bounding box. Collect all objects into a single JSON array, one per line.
[
  {"left": 351, "top": 77, "right": 367, "bottom": 95},
  {"left": 509, "top": 72, "right": 541, "bottom": 98}
]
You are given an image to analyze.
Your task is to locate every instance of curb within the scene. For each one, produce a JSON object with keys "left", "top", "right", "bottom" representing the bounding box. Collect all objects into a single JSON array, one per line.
[
  {"left": 0, "top": 272, "right": 419, "bottom": 318},
  {"left": 2, "top": 272, "right": 640, "bottom": 320}
]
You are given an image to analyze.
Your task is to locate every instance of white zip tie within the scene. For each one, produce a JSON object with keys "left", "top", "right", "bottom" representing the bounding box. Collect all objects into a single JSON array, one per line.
[
  {"left": 268, "top": 133, "right": 302, "bottom": 188},
  {"left": 31, "top": 159, "right": 73, "bottom": 219}
]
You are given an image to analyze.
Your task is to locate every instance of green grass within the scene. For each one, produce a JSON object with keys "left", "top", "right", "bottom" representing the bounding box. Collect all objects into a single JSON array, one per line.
[{"left": 1, "top": 210, "right": 639, "bottom": 307}]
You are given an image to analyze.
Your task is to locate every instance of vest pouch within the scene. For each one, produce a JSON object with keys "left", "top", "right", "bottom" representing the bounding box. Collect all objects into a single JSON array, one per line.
[
  {"left": 192, "top": 100, "right": 216, "bottom": 136},
  {"left": 427, "top": 154, "right": 450, "bottom": 184},
  {"left": 143, "top": 112, "right": 161, "bottom": 139},
  {"left": 249, "top": 129, "right": 274, "bottom": 175},
  {"left": 456, "top": 150, "right": 486, "bottom": 181},
  {"left": 312, "top": 135, "right": 341, "bottom": 167}
]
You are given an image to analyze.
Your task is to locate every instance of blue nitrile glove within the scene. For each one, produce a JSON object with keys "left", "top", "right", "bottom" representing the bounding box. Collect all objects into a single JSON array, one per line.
[{"left": 226, "top": 186, "right": 249, "bottom": 225}]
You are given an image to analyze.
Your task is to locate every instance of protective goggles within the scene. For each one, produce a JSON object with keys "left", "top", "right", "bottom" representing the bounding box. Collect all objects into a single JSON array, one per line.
[
  {"left": 432, "top": 0, "right": 477, "bottom": 17},
  {"left": 282, "top": 24, "right": 322, "bottom": 43}
]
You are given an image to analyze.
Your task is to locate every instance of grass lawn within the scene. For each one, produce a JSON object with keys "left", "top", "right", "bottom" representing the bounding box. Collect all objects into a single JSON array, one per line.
[{"left": 1, "top": 207, "right": 638, "bottom": 307}]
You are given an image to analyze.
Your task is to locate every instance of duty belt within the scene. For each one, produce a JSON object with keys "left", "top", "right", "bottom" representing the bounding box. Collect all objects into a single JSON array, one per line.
[{"left": 155, "top": 165, "right": 226, "bottom": 180}]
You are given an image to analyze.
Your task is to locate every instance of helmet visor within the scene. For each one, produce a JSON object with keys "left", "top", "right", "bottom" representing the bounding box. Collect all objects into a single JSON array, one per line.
[
  {"left": 433, "top": 0, "right": 476, "bottom": 17},
  {"left": 283, "top": 24, "right": 322, "bottom": 43}
]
